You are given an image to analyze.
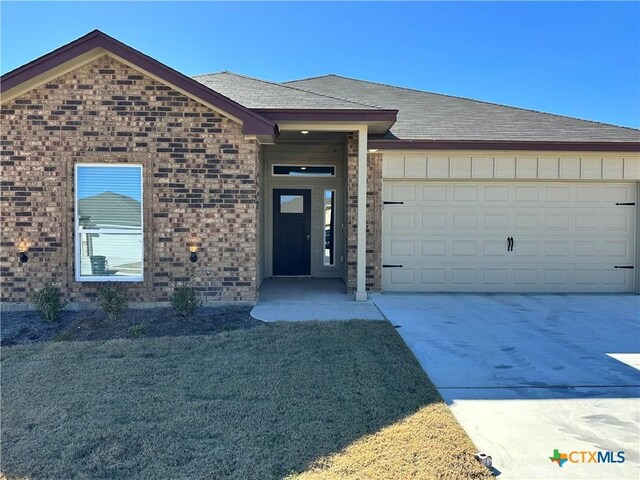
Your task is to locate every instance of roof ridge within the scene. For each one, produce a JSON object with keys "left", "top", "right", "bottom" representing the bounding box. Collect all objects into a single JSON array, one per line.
[
  {"left": 287, "top": 73, "right": 640, "bottom": 133},
  {"left": 283, "top": 73, "right": 339, "bottom": 83},
  {"left": 193, "top": 71, "right": 383, "bottom": 110}
]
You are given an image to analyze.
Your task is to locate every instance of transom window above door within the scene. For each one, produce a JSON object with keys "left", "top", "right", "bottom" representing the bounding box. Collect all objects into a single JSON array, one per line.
[{"left": 272, "top": 165, "right": 335, "bottom": 177}]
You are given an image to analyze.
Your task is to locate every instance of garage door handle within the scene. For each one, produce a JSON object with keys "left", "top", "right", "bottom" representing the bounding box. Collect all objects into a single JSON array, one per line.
[
  {"left": 383, "top": 264, "right": 404, "bottom": 268},
  {"left": 614, "top": 265, "right": 634, "bottom": 269},
  {"left": 383, "top": 201, "right": 404, "bottom": 205},
  {"left": 507, "top": 237, "right": 514, "bottom": 252},
  {"left": 615, "top": 202, "right": 635, "bottom": 206}
]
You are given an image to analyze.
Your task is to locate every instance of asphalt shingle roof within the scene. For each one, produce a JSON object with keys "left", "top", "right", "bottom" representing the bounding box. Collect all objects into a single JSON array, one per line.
[
  {"left": 193, "top": 72, "right": 381, "bottom": 110},
  {"left": 285, "top": 75, "right": 640, "bottom": 143},
  {"left": 192, "top": 71, "right": 638, "bottom": 143}
]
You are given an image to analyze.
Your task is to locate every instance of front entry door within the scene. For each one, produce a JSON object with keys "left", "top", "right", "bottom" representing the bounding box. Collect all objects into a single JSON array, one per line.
[{"left": 273, "top": 189, "right": 311, "bottom": 275}]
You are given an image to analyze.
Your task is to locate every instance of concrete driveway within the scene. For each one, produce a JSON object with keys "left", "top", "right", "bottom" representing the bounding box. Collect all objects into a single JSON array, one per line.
[{"left": 371, "top": 294, "right": 640, "bottom": 479}]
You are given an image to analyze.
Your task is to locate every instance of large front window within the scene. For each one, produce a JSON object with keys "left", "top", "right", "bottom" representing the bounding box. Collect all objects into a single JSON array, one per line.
[{"left": 75, "top": 165, "right": 143, "bottom": 281}]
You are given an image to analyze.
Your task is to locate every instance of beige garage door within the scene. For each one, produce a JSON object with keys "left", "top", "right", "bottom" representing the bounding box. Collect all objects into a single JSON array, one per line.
[{"left": 382, "top": 182, "right": 637, "bottom": 292}]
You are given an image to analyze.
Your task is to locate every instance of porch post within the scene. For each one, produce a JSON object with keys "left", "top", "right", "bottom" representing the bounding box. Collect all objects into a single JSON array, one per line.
[{"left": 356, "top": 126, "right": 368, "bottom": 301}]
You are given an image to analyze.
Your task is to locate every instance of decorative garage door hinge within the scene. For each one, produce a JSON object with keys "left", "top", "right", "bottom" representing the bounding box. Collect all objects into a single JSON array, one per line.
[
  {"left": 383, "top": 201, "right": 404, "bottom": 205},
  {"left": 383, "top": 264, "right": 404, "bottom": 268},
  {"left": 615, "top": 202, "right": 635, "bottom": 206},
  {"left": 614, "top": 265, "right": 635, "bottom": 269}
]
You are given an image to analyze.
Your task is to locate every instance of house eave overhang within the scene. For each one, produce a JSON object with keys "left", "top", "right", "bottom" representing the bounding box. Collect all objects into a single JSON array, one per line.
[
  {"left": 367, "top": 139, "right": 640, "bottom": 153},
  {"left": 253, "top": 109, "right": 397, "bottom": 135},
  {"left": 0, "top": 30, "right": 277, "bottom": 137}
]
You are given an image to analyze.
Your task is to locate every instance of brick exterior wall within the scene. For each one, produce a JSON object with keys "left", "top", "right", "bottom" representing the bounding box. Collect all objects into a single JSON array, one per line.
[
  {"left": 1, "top": 55, "right": 260, "bottom": 305},
  {"left": 345, "top": 133, "right": 382, "bottom": 293},
  {"left": 366, "top": 152, "right": 383, "bottom": 292}
]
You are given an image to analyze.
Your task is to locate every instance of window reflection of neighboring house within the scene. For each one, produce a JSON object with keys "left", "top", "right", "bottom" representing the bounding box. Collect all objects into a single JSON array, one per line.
[
  {"left": 324, "top": 204, "right": 332, "bottom": 248},
  {"left": 78, "top": 216, "right": 96, "bottom": 257},
  {"left": 279, "top": 195, "right": 303, "bottom": 214},
  {"left": 78, "top": 191, "right": 142, "bottom": 275}
]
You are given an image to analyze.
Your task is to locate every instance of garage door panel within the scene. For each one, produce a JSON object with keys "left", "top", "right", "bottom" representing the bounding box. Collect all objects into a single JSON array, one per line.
[
  {"left": 421, "top": 240, "right": 446, "bottom": 257},
  {"left": 386, "top": 237, "right": 634, "bottom": 264},
  {"left": 389, "top": 240, "right": 414, "bottom": 257},
  {"left": 574, "top": 241, "right": 598, "bottom": 257},
  {"left": 383, "top": 181, "right": 636, "bottom": 293},
  {"left": 386, "top": 211, "right": 416, "bottom": 230},
  {"left": 543, "top": 269, "right": 569, "bottom": 286},
  {"left": 544, "top": 186, "right": 570, "bottom": 202},
  {"left": 453, "top": 185, "right": 478, "bottom": 201},
  {"left": 514, "top": 213, "right": 540, "bottom": 230},
  {"left": 452, "top": 213, "right": 477, "bottom": 229},
  {"left": 451, "top": 268, "right": 477, "bottom": 285},
  {"left": 575, "top": 213, "right": 598, "bottom": 231},
  {"left": 512, "top": 241, "right": 538, "bottom": 257},
  {"left": 383, "top": 265, "right": 635, "bottom": 293},
  {"left": 602, "top": 241, "right": 631, "bottom": 258},
  {"left": 451, "top": 241, "right": 476, "bottom": 257},
  {"left": 420, "top": 268, "right": 446, "bottom": 285},
  {"left": 544, "top": 214, "right": 570, "bottom": 230},
  {"left": 575, "top": 185, "right": 600, "bottom": 201},
  {"left": 484, "top": 185, "right": 510, "bottom": 201},
  {"left": 513, "top": 269, "right": 538, "bottom": 285},
  {"left": 385, "top": 268, "right": 415, "bottom": 287},
  {"left": 483, "top": 241, "right": 508, "bottom": 256},
  {"left": 483, "top": 269, "right": 509, "bottom": 285},
  {"left": 602, "top": 213, "right": 633, "bottom": 232},
  {"left": 387, "top": 184, "right": 416, "bottom": 202},
  {"left": 574, "top": 269, "right": 599, "bottom": 286},
  {"left": 543, "top": 241, "right": 569, "bottom": 258},
  {"left": 420, "top": 184, "right": 447, "bottom": 201},
  {"left": 601, "top": 269, "right": 632, "bottom": 287},
  {"left": 483, "top": 213, "right": 509, "bottom": 230},
  {"left": 515, "top": 185, "right": 540, "bottom": 202},
  {"left": 421, "top": 212, "right": 446, "bottom": 228},
  {"left": 605, "top": 185, "right": 634, "bottom": 202}
]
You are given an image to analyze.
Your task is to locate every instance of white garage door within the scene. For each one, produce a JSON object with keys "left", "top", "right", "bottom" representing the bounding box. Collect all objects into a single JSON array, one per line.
[{"left": 382, "top": 182, "right": 637, "bottom": 293}]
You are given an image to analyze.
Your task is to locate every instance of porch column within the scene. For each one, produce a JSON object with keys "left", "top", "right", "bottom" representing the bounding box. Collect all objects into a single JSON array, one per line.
[{"left": 356, "top": 126, "right": 368, "bottom": 301}]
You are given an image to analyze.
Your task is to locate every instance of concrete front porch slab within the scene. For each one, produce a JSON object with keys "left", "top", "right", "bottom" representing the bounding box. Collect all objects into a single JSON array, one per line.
[
  {"left": 371, "top": 293, "right": 640, "bottom": 479},
  {"left": 250, "top": 279, "right": 385, "bottom": 322}
]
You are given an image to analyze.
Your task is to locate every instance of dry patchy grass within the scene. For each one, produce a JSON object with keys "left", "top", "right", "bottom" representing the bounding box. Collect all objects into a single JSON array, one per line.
[
  {"left": 1, "top": 321, "right": 490, "bottom": 479},
  {"left": 288, "top": 404, "right": 490, "bottom": 480}
]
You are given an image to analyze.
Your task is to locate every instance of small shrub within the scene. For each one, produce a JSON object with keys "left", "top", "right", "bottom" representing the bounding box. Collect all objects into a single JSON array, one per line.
[
  {"left": 128, "top": 324, "right": 147, "bottom": 338},
  {"left": 30, "top": 282, "right": 67, "bottom": 322},
  {"left": 98, "top": 284, "right": 127, "bottom": 321},
  {"left": 170, "top": 284, "right": 202, "bottom": 318}
]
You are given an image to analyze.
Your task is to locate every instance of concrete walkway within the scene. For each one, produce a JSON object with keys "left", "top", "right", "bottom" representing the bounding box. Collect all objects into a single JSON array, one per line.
[
  {"left": 250, "top": 279, "right": 385, "bottom": 321},
  {"left": 372, "top": 293, "right": 640, "bottom": 479}
]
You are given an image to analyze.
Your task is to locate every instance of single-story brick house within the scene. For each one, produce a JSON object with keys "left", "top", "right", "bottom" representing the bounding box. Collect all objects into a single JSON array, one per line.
[{"left": 2, "top": 30, "right": 639, "bottom": 308}]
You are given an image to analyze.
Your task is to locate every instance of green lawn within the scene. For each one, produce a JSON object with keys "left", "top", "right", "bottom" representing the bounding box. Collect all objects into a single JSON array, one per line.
[{"left": 1, "top": 321, "right": 491, "bottom": 479}]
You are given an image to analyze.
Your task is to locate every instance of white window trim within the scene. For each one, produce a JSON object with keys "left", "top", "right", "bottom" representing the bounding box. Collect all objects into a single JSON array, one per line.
[
  {"left": 74, "top": 163, "right": 144, "bottom": 282},
  {"left": 272, "top": 164, "right": 336, "bottom": 177}
]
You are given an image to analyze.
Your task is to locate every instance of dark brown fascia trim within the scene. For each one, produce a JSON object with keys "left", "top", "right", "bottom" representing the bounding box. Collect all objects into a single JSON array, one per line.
[
  {"left": 252, "top": 108, "right": 398, "bottom": 123},
  {"left": 367, "top": 139, "right": 640, "bottom": 152},
  {"left": 1, "top": 30, "right": 276, "bottom": 136}
]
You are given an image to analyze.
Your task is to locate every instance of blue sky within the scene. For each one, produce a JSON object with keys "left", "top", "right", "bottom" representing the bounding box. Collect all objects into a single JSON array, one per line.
[{"left": 2, "top": 1, "right": 639, "bottom": 128}]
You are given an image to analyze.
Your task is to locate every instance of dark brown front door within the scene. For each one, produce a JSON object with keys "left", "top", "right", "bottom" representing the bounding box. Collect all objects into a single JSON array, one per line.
[{"left": 273, "top": 189, "right": 311, "bottom": 275}]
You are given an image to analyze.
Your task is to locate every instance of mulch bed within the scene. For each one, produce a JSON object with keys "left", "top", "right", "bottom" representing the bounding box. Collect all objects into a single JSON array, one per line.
[{"left": 0, "top": 305, "right": 261, "bottom": 346}]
